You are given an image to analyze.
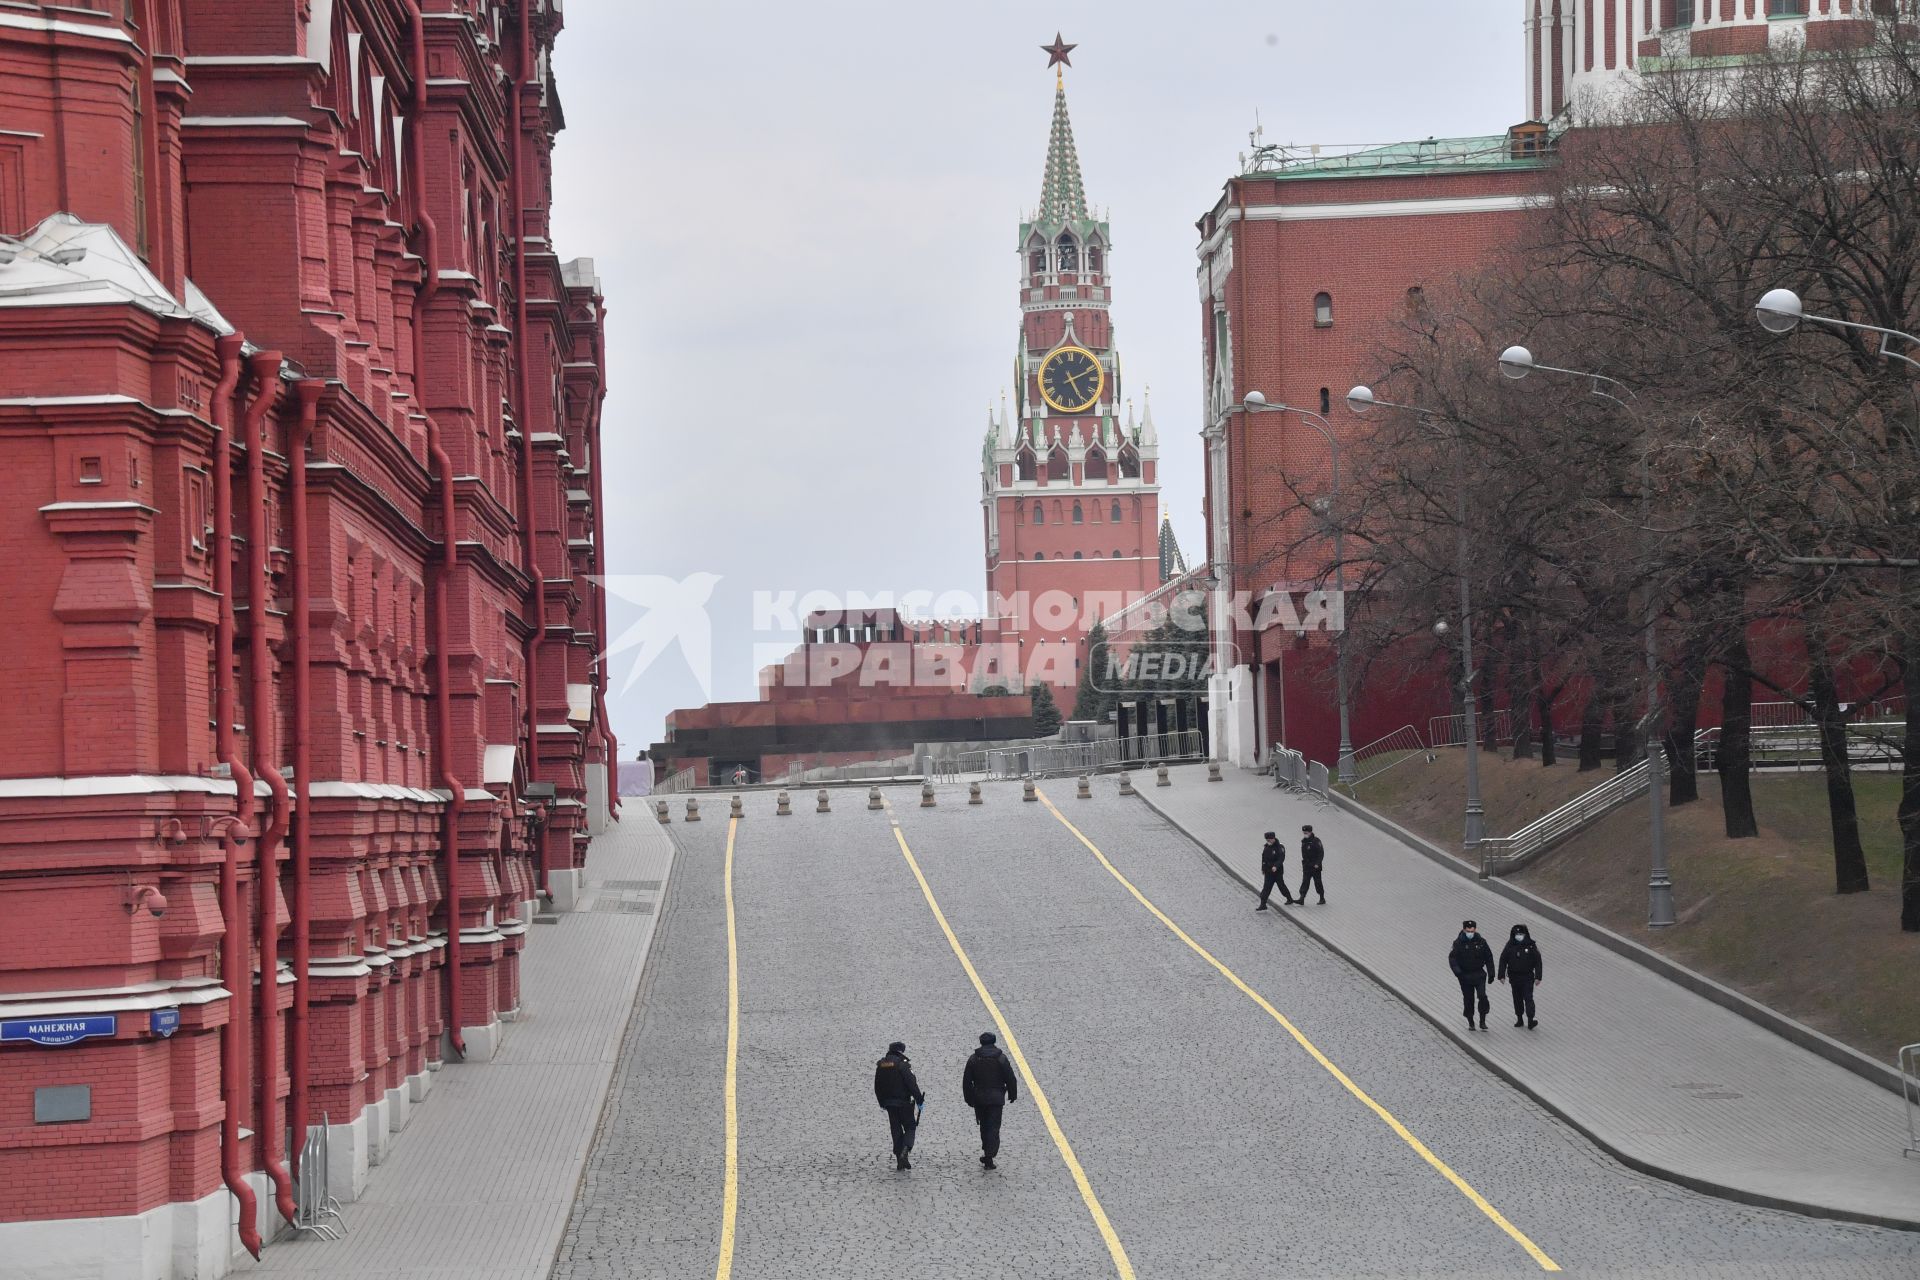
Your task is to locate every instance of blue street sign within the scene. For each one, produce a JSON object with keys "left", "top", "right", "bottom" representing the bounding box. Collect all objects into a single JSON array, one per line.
[
  {"left": 1, "top": 1015, "right": 117, "bottom": 1047},
  {"left": 149, "top": 1008, "right": 181, "bottom": 1038}
]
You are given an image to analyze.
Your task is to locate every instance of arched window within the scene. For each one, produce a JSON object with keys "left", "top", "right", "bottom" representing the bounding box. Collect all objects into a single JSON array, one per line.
[
  {"left": 1314, "top": 291, "right": 1334, "bottom": 328},
  {"left": 1073, "top": 551, "right": 1084, "bottom": 559},
  {"left": 1093, "top": 551, "right": 1103, "bottom": 558},
  {"left": 1113, "top": 548, "right": 1122, "bottom": 559},
  {"left": 1084, "top": 449, "right": 1108, "bottom": 483},
  {"left": 1034, "top": 551, "right": 1044, "bottom": 560},
  {"left": 1072, "top": 502, "right": 1084, "bottom": 524},
  {"left": 1320, "top": 387, "right": 1332, "bottom": 415},
  {"left": 1086, "top": 245, "right": 1103, "bottom": 272},
  {"left": 1111, "top": 500, "right": 1123, "bottom": 522},
  {"left": 1029, "top": 245, "right": 1047, "bottom": 275},
  {"left": 1056, "top": 233, "right": 1078, "bottom": 272},
  {"left": 1033, "top": 503, "right": 1044, "bottom": 525}
]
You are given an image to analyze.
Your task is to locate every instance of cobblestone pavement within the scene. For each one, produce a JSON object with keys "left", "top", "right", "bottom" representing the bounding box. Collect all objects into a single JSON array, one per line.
[{"left": 551, "top": 783, "right": 1920, "bottom": 1279}]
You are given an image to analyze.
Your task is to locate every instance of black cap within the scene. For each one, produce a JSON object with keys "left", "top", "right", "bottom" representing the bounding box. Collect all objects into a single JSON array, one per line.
[
  {"left": 1264, "top": 830, "right": 1277, "bottom": 839},
  {"left": 888, "top": 1041, "right": 906, "bottom": 1054},
  {"left": 1463, "top": 919, "right": 1478, "bottom": 929},
  {"left": 1301, "top": 824, "right": 1313, "bottom": 833},
  {"left": 979, "top": 1031, "right": 997, "bottom": 1046}
]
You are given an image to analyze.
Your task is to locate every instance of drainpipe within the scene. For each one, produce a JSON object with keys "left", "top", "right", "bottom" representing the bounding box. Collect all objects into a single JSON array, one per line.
[
  {"left": 511, "top": 0, "right": 546, "bottom": 889},
  {"left": 588, "top": 315, "right": 617, "bottom": 817},
  {"left": 243, "top": 350, "right": 298, "bottom": 1227},
  {"left": 211, "top": 333, "right": 263, "bottom": 1260},
  {"left": 409, "top": 0, "right": 466, "bottom": 1058},
  {"left": 286, "top": 379, "right": 322, "bottom": 1179}
]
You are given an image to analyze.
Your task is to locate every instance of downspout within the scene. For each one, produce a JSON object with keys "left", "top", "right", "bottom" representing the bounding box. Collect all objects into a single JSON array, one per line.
[
  {"left": 511, "top": 0, "right": 546, "bottom": 888},
  {"left": 286, "top": 379, "right": 322, "bottom": 1180},
  {"left": 589, "top": 311, "right": 617, "bottom": 817},
  {"left": 408, "top": 0, "right": 466, "bottom": 1058},
  {"left": 243, "top": 349, "right": 298, "bottom": 1227},
  {"left": 211, "top": 333, "right": 263, "bottom": 1260}
]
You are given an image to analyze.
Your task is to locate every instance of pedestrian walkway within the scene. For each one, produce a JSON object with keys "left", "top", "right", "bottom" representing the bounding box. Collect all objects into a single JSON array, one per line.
[
  {"left": 251, "top": 817, "right": 677, "bottom": 1279},
  {"left": 1141, "top": 764, "right": 1920, "bottom": 1231}
]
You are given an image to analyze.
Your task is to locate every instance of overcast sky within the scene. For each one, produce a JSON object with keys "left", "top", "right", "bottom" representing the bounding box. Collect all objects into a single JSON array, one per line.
[{"left": 548, "top": 2, "right": 1520, "bottom": 755}]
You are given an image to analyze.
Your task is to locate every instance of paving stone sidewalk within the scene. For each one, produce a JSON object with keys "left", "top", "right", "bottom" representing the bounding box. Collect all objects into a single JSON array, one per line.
[
  {"left": 1139, "top": 764, "right": 1920, "bottom": 1231},
  {"left": 251, "top": 815, "right": 677, "bottom": 1279}
]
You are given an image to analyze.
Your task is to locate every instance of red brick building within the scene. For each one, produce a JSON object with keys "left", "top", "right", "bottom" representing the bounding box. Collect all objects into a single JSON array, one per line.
[
  {"left": 1195, "top": 132, "right": 1553, "bottom": 768},
  {"left": 0, "top": 3, "right": 612, "bottom": 1274}
]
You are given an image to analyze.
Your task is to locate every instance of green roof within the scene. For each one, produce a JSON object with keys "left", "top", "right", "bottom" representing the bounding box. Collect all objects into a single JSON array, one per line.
[{"left": 1243, "top": 133, "right": 1551, "bottom": 181}]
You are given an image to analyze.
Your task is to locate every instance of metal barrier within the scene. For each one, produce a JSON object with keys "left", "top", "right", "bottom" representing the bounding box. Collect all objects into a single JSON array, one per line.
[
  {"left": 1269, "top": 744, "right": 1308, "bottom": 791},
  {"left": 976, "top": 731, "right": 1205, "bottom": 779},
  {"left": 1306, "top": 760, "right": 1332, "bottom": 805},
  {"left": 1903, "top": 1044, "right": 1920, "bottom": 1159},
  {"left": 1344, "top": 725, "right": 1428, "bottom": 788},
  {"left": 292, "top": 1112, "right": 346, "bottom": 1240},
  {"left": 655, "top": 768, "right": 698, "bottom": 795},
  {"left": 1427, "top": 709, "right": 1513, "bottom": 749}
]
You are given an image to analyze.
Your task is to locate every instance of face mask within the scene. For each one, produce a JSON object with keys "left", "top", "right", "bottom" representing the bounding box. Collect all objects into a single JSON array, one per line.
[
  {"left": 1465, "top": 930, "right": 1476, "bottom": 938},
  {"left": 1516, "top": 934, "right": 1528, "bottom": 942}
]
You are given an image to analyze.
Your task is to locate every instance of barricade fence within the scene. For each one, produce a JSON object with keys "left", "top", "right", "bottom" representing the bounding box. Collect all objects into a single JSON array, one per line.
[{"left": 292, "top": 1113, "right": 346, "bottom": 1240}]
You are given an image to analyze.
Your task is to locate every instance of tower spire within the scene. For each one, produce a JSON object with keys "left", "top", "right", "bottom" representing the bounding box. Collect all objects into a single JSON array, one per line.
[{"left": 1037, "top": 39, "right": 1088, "bottom": 225}]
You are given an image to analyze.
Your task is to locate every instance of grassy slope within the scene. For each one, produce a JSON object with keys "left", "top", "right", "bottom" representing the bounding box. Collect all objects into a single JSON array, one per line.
[{"left": 1352, "top": 751, "right": 1919, "bottom": 1062}]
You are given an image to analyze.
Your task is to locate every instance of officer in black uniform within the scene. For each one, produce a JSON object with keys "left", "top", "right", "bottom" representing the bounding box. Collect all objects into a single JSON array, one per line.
[
  {"left": 1256, "top": 831, "right": 1297, "bottom": 909},
  {"left": 1448, "top": 920, "right": 1497, "bottom": 1031},
  {"left": 1498, "top": 924, "right": 1545, "bottom": 1029},
  {"left": 961, "top": 1032, "right": 1019, "bottom": 1169},
  {"left": 1297, "top": 824, "right": 1327, "bottom": 904},
  {"left": 873, "top": 1040, "right": 924, "bottom": 1170}
]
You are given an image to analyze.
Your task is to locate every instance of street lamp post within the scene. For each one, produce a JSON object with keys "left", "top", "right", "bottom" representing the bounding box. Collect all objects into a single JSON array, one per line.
[
  {"left": 1243, "top": 391, "right": 1356, "bottom": 784},
  {"left": 1754, "top": 287, "right": 1920, "bottom": 370},
  {"left": 1495, "top": 345, "right": 1675, "bottom": 927},
  {"left": 1346, "top": 386, "right": 1486, "bottom": 850}
]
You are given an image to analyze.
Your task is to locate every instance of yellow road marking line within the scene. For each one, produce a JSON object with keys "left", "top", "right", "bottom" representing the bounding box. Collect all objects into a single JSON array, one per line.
[
  {"left": 1036, "top": 790, "right": 1561, "bottom": 1273},
  {"left": 885, "top": 803, "right": 1137, "bottom": 1280},
  {"left": 715, "top": 816, "right": 741, "bottom": 1280}
]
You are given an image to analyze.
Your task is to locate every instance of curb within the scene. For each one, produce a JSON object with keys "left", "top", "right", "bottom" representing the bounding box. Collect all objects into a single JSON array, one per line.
[
  {"left": 1135, "top": 784, "right": 1920, "bottom": 1235},
  {"left": 1324, "top": 789, "right": 1905, "bottom": 1098}
]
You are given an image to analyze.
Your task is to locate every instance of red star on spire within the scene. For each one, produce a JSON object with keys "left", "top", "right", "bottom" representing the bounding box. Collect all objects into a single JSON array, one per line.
[{"left": 1041, "top": 33, "right": 1076, "bottom": 71}]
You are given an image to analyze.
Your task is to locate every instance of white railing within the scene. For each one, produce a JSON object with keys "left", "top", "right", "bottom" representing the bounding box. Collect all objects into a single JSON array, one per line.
[
  {"left": 784, "top": 758, "right": 916, "bottom": 785},
  {"left": 1477, "top": 728, "right": 1713, "bottom": 876},
  {"left": 1428, "top": 709, "right": 1514, "bottom": 748},
  {"left": 1901, "top": 1043, "right": 1920, "bottom": 1159}
]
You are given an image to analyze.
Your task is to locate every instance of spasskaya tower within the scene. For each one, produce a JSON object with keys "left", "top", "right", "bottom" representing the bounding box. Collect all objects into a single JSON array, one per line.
[{"left": 981, "top": 36, "right": 1165, "bottom": 694}]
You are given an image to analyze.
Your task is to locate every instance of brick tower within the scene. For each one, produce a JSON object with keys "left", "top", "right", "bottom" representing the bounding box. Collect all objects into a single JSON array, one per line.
[{"left": 982, "top": 54, "right": 1162, "bottom": 698}]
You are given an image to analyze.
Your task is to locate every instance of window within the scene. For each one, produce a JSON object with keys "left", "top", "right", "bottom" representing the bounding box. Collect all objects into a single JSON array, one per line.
[
  {"left": 1092, "top": 550, "right": 1103, "bottom": 558},
  {"left": 1033, "top": 502, "right": 1044, "bottom": 525},
  {"left": 1670, "top": 0, "right": 1695, "bottom": 26},
  {"left": 1111, "top": 500, "right": 1123, "bottom": 522},
  {"left": 1406, "top": 285, "right": 1426, "bottom": 314},
  {"left": 1313, "top": 292, "right": 1333, "bottom": 328},
  {"left": 1112, "top": 549, "right": 1122, "bottom": 559},
  {"left": 1086, "top": 245, "right": 1103, "bottom": 272},
  {"left": 1029, "top": 246, "right": 1047, "bottom": 275},
  {"left": 1034, "top": 552, "right": 1044, "bottom": 560},
  {"left": 1073, "top": 551, "right": 1083, "bottom": 559},
  {"left": 1056, "top": 234, "right": 1078, "bottom": 272},
  {"left": 1765, "top": 0, "right": 1805, "bottom": 13},
  {"left": 1072, "top": 502, "right": 1083, "bottom": 524},
  {"left": 1319, "top": 387, "right": 1332, "bottom": 415}
]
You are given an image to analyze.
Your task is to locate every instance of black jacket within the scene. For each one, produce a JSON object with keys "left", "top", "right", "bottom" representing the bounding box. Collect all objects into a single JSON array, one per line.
[
  {"left": 1498, "top": 933, "right": 1544, "bottom": 985},
  {"left": 1260, "top": 838, "right": 1286, "bottom": 875},
  {"left": 961, "top": 1044, "right": 1018, "bottom": 1108},
  {"left": 874, "top": 1051, "right": 923, "bottom": 1109},
  {"left": 1299, "top": 834, "right": 1325, "bottom": 868},
  {"left": 1448, "top": 931, "right": 1496, "bottom": 982}
]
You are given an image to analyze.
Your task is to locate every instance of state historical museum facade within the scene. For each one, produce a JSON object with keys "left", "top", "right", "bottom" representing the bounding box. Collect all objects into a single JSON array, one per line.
[{"left": 0, "top": 3, "right": 615, "bottom": 1274}]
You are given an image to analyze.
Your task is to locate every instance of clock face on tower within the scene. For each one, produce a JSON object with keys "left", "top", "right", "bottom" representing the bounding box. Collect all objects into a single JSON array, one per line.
[{"left": 1038, "top": 346, "right": 1105, "bottom": 414}]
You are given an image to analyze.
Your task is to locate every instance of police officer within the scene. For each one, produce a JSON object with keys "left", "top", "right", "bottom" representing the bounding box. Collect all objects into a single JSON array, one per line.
[
  {"left": 1297, "top": 824, "right": 1327, "bottom": 904},
  {"left": 873, "top": 1040, "right": 924, "bottom": 1170},
  {"left": 1255, "top": 831, "right": 1297, "bottom": 909},
  {"left": 1498, "top": 924, "right": 1544, "bottom": 1029},
  {"left": 1448, "top": 920, "right": 1496, "bottom": 1031},
  {"left": 961, "top": 1032, "right": 1018, "bottom": 1169}
]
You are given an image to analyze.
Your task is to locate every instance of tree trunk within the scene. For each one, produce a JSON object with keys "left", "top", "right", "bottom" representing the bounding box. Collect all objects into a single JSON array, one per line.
[
  {"left": 1664, "top": 641, "right": 1705, "bottom": 807},
  {"left": 1578, "top": 688, "right": 1604, "bottom": 773},
  {"left": 1509, "top": 634, "right": 1536, "bottom": 760},
  {"left": 1717, "top": 638, "right": 1758, "bottom": 838},
  {"left": 1536, "top": 688, "right": 1557, "bottom": 766},
  {"left": 1806, "top": 626, "right": 1870, "bottom": 895},
  {"left": 1902, "top": 629, "right": 1920, "bottom": 931}
]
